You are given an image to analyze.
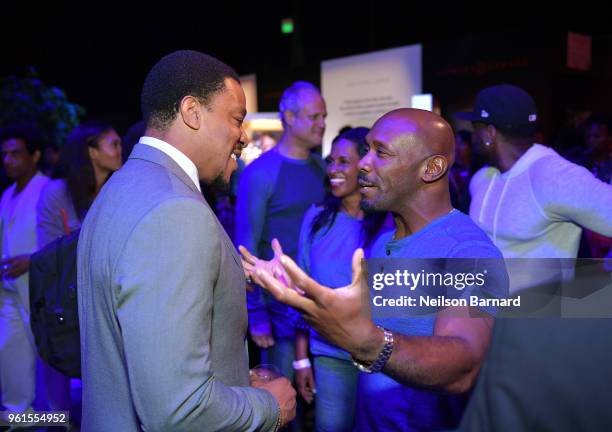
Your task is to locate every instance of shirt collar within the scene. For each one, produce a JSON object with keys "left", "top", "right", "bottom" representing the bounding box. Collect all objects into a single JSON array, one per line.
[{"left": 138, "top": 136, "right": 201, "bottom": 192}]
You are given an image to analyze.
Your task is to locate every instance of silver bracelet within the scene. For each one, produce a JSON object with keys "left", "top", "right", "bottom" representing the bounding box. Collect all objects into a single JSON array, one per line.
[{"left": 351, "top": 326, "right": 394, "bottom": 373}]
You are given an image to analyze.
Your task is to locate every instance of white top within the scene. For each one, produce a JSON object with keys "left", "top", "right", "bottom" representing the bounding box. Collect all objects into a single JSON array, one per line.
[
  {"left": 139, "top": 136, "right": 201, "bottom": 192},
  {"left": 470, "top": 144, "right": 612, "bottom": 259},
  {"left": 470, "top": 144, "right": 612, "bottom": 294},
  {"left": 0, "top": 172, "right": 49, "bottom": 311}
]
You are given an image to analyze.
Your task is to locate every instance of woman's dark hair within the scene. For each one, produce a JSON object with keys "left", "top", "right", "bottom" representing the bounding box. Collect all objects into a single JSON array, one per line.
[
  {"left": 54, "top": 120, "right": 114, "bottom": 219},
  {"left": 310, "top": 127, "right": 387, "bottom": 249}
]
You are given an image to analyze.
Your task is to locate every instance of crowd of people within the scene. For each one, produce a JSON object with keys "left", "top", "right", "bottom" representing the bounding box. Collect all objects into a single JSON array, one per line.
[{"left": 0, "top": 49, "right": 611, "bottom": 431}]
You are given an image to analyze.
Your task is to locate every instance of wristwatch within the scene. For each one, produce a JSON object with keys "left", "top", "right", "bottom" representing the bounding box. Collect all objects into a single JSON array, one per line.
[{"left": 351, "top": 326, "right": 394, "bottom": 373}]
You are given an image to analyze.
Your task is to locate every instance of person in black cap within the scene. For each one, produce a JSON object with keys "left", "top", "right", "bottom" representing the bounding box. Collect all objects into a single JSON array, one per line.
[
  {"left": 454, "top": 84, "right": 612, "bottom": 430},
  {"left": 456, "top": 83, "right": 612, "bottom": 261}
]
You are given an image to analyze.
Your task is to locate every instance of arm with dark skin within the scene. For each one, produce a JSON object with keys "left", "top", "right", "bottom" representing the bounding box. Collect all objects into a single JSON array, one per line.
[
  {"left": 379, "top": 310, "right": 493, "bottom": 393},
  {"left": 294, "top": 329, "right": 316, "bottom": 403},
  {"left": 246, "top": 246, "right": 493, "bottom": 393},
  {"left": 0, "top": 254, "right": 31, "bottom": 279}
]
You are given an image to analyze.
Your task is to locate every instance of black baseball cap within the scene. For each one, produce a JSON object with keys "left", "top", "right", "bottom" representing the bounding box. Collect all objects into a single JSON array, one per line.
[{"left": 455, "top": 84, "right": 538, "bottom": 135}]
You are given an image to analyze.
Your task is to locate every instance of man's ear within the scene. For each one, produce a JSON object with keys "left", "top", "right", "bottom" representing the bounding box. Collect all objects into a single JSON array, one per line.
[
  {"left": 32, "top": 149, "right": 41, "bottom": 166},
  {"left": 485, "top": 124, "right": 497, "bottom": 146},
  {"left": 422, "top": 155, "right": 448, "bottom": 183},
  {"left": 283, "top": 110, "right": 295, "bottom": 127},
  {"left": 179, "top": 95, "right": 201, "bottom": 130}
]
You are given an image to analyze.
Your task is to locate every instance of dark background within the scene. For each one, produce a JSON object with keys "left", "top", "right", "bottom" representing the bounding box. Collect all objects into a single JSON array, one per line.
[{"left": 2, "top": 2, "right": 610, "bottom": 143}]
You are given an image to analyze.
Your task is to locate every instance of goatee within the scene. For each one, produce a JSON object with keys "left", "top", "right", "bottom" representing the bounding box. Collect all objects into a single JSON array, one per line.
[
  {"left": 210, "top": 175, "right": 230, "bottom": 193},
  {"left": 360, "top": 199, "right": 376, "bottom": 213}
]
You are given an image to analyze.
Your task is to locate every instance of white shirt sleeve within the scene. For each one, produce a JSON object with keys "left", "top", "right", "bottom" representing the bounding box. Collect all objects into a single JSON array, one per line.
[{"left": 531, "top": 155, "right": 612, "bottom": 236}]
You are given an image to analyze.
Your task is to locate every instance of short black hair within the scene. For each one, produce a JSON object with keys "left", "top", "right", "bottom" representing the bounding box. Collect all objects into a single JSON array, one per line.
[
  {"left": 0, "top": 124, "right": 43, "bottom": 154},
  {"left": 141, "top": 50, "right": 240, "bottom": 131}
]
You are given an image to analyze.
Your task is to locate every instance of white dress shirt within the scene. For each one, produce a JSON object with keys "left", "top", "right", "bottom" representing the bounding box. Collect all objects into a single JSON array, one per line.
[{"left": 139, "top": 136, "right": 201, "bottom": 192}]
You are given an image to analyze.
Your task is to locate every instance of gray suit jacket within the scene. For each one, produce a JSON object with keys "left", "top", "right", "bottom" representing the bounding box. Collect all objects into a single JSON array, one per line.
[{"left": 77, "top": 144, "right": 278, "bottom": 431}]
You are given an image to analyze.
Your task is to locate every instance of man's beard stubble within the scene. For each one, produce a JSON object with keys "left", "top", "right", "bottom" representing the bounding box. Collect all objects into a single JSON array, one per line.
[
  {"left": 360, "top": 199, "right": 377, "bottom": 214},
  {"left": 209, "top": 174, "right": 230, "bottom": 193}
]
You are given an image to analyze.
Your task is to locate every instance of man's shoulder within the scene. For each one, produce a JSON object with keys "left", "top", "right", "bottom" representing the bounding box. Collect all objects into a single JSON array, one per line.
[
  {"left": 79, "top": 188, "right": 212, "bottom": 274},
  {"left": 528, "top": 145, "right": 588, "bottom": 178},
  {"left": 86, "top": 162, "right": 208, "bottom": 236},
  {"left": 111, "top": 158, "right": 200, "bottom": 198},
  {"left": 470, "top": 165, "right": 499, "bottom": 193},
  {"left": 1, "top": 173, "right": 49, "bottom": 207},
  {"left": 32, "top": 172, "right": 50, "bottom": 185},
  {"left": 309, "top": 152, "right": 326, "bottom": 172},
  {"left": 0, "top": 182, "right": 15, "bottom": 202},
  {"left": 244, "top": 150, "right": 283, "bottom": 172},
  {"left": 239, "top": 151, "right": 284, "bottom": 190},
  {"left": 442, "top": 212, "right": 502, "bottom": 259},
  {"left": 25, "top": 172, "right": 50, "bottom": 196}
]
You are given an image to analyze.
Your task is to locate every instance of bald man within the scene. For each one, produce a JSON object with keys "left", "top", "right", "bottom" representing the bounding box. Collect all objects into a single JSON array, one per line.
[{"left": 245, "top": 108, "right": 506, "bottom": 431}]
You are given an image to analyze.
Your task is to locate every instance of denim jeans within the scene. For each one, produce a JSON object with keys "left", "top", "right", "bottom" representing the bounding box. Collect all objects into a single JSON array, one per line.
[
  {"left": 260, "top": 336, "right": 296, "bottom": 382},
  {"left": 314, "top": 355, "right": 358, "bottom": 432}
]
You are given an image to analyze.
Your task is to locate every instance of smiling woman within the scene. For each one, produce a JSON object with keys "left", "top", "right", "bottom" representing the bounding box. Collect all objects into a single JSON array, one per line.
[
  {"left": 293, "top": 127, "right": 389, "bottom": 431},
  {"left": 41, "top": 121, "right": 122, "bottom": 224},
  {"left": 311, "top": 127, "right": 387, "bottom": 245}
]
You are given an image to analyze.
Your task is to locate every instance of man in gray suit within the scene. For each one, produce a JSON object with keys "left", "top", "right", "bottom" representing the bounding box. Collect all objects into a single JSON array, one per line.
[{"left": 77, "top": 50, "right": 296, "bottom": 431}]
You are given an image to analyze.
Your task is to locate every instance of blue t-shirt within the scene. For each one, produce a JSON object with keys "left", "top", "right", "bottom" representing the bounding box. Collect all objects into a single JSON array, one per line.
[
  {"left": 356, "top": 209, "right": 505, "bottom": 432},
  {"left": 297, "top": 205, "right": 384, "bottom": 360},
  {"left": 235, "top": 149, "right": 326, "bottom": 338}
]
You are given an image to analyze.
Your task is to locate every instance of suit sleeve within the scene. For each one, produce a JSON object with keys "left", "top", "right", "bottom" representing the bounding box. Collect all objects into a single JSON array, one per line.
[
  {"left": 235, "top": 159, "right": 276, "bottom": 335},
  {"left": 115, "top": 197, "right": 278, "bottom": 431}
]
